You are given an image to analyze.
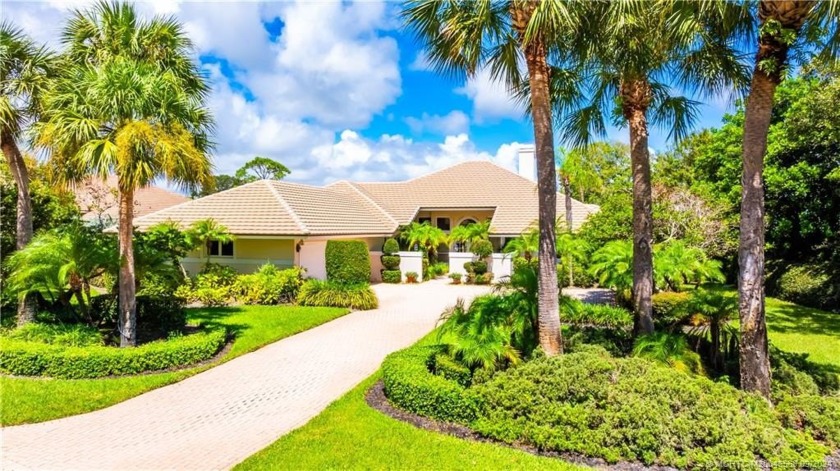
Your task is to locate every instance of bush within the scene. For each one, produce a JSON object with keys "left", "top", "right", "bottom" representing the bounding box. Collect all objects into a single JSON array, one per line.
[
  {"left": 651, "top": 291, "right": 690, "bottom": 328},
  {"left": 433, "top": 351, "right": 472, "bottom": 387},
  {"left": 5, "top": 323, "right": 102, "bottom": 347},
  {"left": 471, "top": 240, "right": 493, "bottom": 259},
  {"left": 325, "top": 240, "right": 370, "bottom": 284},
  {"left": 771, "top": 346, "right": 840, "bottom": 395},
  {"left": 463, "top": 261, "right": 474, "bottom": 274},
  {"left": 428, "top": 262, "right": 448, "bottom": 278},
  {"left": 381, "top": 345, "right": 480, "bottom": 424},
  {"left": 405, "top": 272, "right": 419, "bottom": 283},
  {"left": 297, "top": 280, "right": 378, "bottom": 310},
  {"left": 471, "top": 351, "right": 830, "bottom": 468},
  {"left": 561, "top": 301, "right": 633, "bottom": 330},
  {"left": 777, "top": 394, "right": 840, "bottom": 449},
  {"left": 382, "top": 238, "right": 400, "bottom": 255},
  {"left": 382, "top": 270, "right": 402, "bottom": 284},
  {"left": 449, "top": 273, "right": 462, "bottom": 284},
  {"left": 0, "top": 329, "right": 226, "bottom": 378},
  {"left": 90, "top": 294, "right": 188, "bottom": 338},
  {"left": 472, "top": 260, "right": 488, "bottom": 275},
  {"left": 557, "top": 261, "right": 597, "bottom": 288},
  {"left": 776, "top": 264, "right": 836, "bottom": 311},
  {"left": 198, "top": 263, "right": 238, "bottom": 287},
  {"left": 381, "top": 255, "right": 401, "bottom": 270},
  {"left": 473, "top": 273, "right": 492, "bottom": 285},
  {"left": 232, "top": 265, "right": 303, "bottom": 305}
]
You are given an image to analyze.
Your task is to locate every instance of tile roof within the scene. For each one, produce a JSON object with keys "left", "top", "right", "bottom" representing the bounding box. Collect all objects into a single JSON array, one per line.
[
  {"left": 76, "top": 176, "right": 189, "bottom": 222},
  {"left": 133, "top": 159, "right": 599, "bottom": 236}
]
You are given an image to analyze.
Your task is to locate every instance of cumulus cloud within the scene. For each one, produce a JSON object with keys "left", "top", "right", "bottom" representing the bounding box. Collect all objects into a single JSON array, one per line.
[
  {"left": 456, "top": 68, "right": 523, "bottom": 123},
  {"left": 404, "top": 111, "right": 470, "bottom": 135}
]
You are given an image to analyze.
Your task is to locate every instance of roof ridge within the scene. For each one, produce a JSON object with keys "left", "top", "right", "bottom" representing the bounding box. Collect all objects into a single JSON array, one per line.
[
  {"left": 265, "top": 180, "right": 310, "bottom": 234},
  {"left": 336, "top": 181, "right": 400, "bottom": 228},
  {"left": 132, "top": 179, "right": 268, "bottom": 225}
]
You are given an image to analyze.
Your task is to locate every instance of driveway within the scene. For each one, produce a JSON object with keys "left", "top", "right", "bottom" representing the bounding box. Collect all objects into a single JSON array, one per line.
[{"left": 1, "top": 280, "right": 491, "bottom": 471}]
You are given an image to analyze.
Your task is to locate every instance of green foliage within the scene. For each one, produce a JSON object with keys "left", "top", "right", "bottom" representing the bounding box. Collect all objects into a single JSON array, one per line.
[
  {"left": 448, "top": 221, "right": 490, "bottom": 250},
  {"left": 4, "top": 323, "right": 102, "bottom": 347},
  {"left": 325, "top": 240, "right": 370, "bottom": 285},
  {"left": 502, "top": 229, "right": 539, "bottom": 264},
  {"left": 234, "top": 156, "right": 291, "bottom": 182},
  {"left": 432, "top": 352, "right": 473, "bottom": 388},
  {"left": 770, "top": 346, "right": 840, "bottom": 396},
  {"left": 382, "top": 238, "right": 400, "bottom": 255},
  {"left": 685, "top": 289, "right": 739, "bottom": 370},
  {"left": 176, "top": 263, "right": 237, "bottom": 306},
  {"left": 186, "top": 219, "right": 234, "bottom": 266},
  {"left": 297, "top": 280, "right": 378, "bottom": 310},
  {"left": 89, "top": 294, "right": 187, "bottom": 339},
  {"left": 632, "top": 333, "right": 705, "bottom": 376},
  {"left": 448, "top": 272, "right": 462, "bottom": 284},
  {"left": 400, "top": 222, "right": 447, "bottom": 260},
  {"left": 381, "top": 345, "right": 480, "bottom": 424},
  {"left": 471, "top": 351, "right": 830, "bottom": 469},
  {"left": 473, "top": 273, "right": 493, "bottom": 285},
  {"left": 471, "top": 260, "right": 488, "bottom": 275},
  {"left": 588, "top": 240, "right": 633, "bottom": 294},
  {"left": 470, "top": 239, "right": 493, "bottom": 259},
  {"left": 654, "top": 240, "right": 724, "bottom": 291},
  {"left": 651, "top": 291, "right": 691, "bottom": 327},
  {"left": 427, "top": 262, "right": 448, "bottom": 278},
  {"left": 438, "top": 296, "right": 523, "bottom": 372},
  {"left": 0, "top": 329, "right": 225, "bottom": 378},
  {"left": 381, "top": 270, "right": 402, "bottom": 284},
  {"left": 380, "top": 255, "right": 401, "bottom": 270},
  {"left": 776, "top": 264, "right": 836, "bottom": 311},
  {"left": 776, "top": 394, "right": 840, "bottom": 449},
  {"left": 405, "top": 271, "right": 419, "bottom": 283},
  {"left": 555, "top": 231, "right": 590, "bottom": 286},
  {"left": 232, "top": 265, "right": 304, "bottom": 305},
  {"left": 561, "top": 301, "right": 633, "bottom": 330}
]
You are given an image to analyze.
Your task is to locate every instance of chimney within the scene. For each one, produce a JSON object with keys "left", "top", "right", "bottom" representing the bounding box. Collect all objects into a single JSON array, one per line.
[{"left": 517, "top": 144, "right": 536, "bottom": 181}]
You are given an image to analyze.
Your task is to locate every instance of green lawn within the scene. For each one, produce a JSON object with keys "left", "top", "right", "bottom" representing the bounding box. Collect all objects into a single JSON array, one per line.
[
  {"left": 765, "top": 295, "right": 840, "bottom": 368},
  {"left": 237, "top": 374, "right": 585, "bottom": 471},
  {"left": 0, "top": 305, "right": 348, "bottom": 426}
]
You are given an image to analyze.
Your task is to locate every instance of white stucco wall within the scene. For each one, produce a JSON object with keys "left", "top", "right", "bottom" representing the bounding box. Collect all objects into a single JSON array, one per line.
[
  {"left": 398, "top": 251, "right": 424, "bottom": 282},
  {"left": 448, "top": 252, "right": 474, "bottom": 276},
  {"left": 299, "top": 240, "right": 328, "bottom": 280},
  {"left": 491, "top": 253, "right": 513, "bottom": 280}
]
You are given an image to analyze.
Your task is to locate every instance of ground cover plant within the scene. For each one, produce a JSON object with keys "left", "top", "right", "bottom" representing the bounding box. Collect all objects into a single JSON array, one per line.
[
  {"left": 0, "top": 304, "right": 348, "bottom": 425},
  {"left": 297, "top": 280, "right": 378, "bottom": 310}
]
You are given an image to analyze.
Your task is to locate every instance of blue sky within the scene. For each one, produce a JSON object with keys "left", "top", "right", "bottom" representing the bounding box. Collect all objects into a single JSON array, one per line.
[{"left": 10, "top": 0, "right": 734, "bottom": 185}]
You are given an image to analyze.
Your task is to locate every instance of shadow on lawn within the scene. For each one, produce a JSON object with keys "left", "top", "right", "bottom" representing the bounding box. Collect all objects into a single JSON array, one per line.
[
  {"left": 766, "top": 301, "right": 840, "bottom": 337},
  {"left": 187, "top": 307, "right": 250, "bottom": 340}
]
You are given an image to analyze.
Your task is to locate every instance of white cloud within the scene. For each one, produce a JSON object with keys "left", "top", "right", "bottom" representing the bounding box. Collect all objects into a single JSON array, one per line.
[
  {"left": 456, "top": 68, "right": 523, "bottom": 123},
  {"left": 409, "top": 50, "right": 432, "bottom": 71},
  {"left": 404, "top": 111, "right": 469, "bottom": 135}
]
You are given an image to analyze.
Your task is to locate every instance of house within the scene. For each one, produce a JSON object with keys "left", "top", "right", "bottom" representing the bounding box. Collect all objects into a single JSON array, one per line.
[
  {"left": 76, "top": 175, "right": 190, "bottom": 226},
  {"left": 132, "top": 146, "right": 599, "bottom": 281}
]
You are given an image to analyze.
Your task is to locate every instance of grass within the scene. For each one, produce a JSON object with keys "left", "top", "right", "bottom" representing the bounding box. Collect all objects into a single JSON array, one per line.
[
  {"left": 236, "top": 374, "right": 585, "bottom": 471},
  {"left": 765, "top": 295, "right": 840, "bottom": 368},
  {"left": 0, "top": 305, "right": 348, "bottom": 426}
]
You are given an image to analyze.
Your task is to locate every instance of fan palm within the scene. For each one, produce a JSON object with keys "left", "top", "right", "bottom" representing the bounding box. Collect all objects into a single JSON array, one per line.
[
  {"left": 502, "top": 228, "right": 539, "bottom": 263},
  {"left": 1, "top": 22, "right": 56, "bottom": 324},
  {"left": 686, "top": 289, "right": 738, "bottom": 372},
  {"left": 561, "top": 1, "right": 750, "bottom": 336},
  {"left": 399, "top": 221, "right": 447, "bottom": 260},
  {"left": 737, "top": 1, "right": 838, "bottom": 397},
  {"left": 555, "top": 229, "right": 589, "bottom": 287},
  {"left": 403, "top": 0, "right": 579, "bottom": 355},
  {"left": 37, "top": 2, "right": 214, "bottom": 346},
  {"left": 589, "top": 240, "right": 634, "bottom": 300},
  {"left": 633, "top": 332, "right": 706, "bottom": 377},
  {"left": 654, "top": 240, "right": 724, "bottom": 291}
]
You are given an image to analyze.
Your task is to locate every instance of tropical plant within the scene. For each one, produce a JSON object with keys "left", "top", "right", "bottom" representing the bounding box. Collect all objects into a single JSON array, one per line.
[
  {"left": 4, "top": 221, "right": 114, "bottom": 321},
  {"left": 1, "top": 22, "right": 56, "bottom": 325},
  {"left": 403, "top": 0, "right": 582, "bottom": 355},
  {"left": 555, "top": 230, "right": 589, "bottom": 287},
  {"left": 186, "top": 219, "right": 234, "bottom": 268},
  {"left": 437, "top": 296, "right": 522, "bottom": 372},
  {"left": 502, "top": 228, "right": 539, "bottom": 263},
  {"left": 737, "top": 1, "right": 839, "bottom": 398},
  {"left": 632, "top": 332, "right": 706, "bottom": 376},
  {"left": 686, "top": 289, "right": 738, "bottom": 372},
  {"left": 653, "top": 240, "right": 724, "bottom": 291},
  {"left": 561, "top": 1, "right": 749, "bottom": 337},
  {"left": 399, "top": 221, "right": 447, "bottom": 260},
  {"left": 296, "top": 280, "right": 378, "bottom": 310},
  {"left": 37, "top": 3, "right": 214, "bottom": 346},
  {"left": 589, "top": 240, "right": 633, "bottom": 300},
  {"left": 448, "top": 220, "right": 490, "bottom": 252}
]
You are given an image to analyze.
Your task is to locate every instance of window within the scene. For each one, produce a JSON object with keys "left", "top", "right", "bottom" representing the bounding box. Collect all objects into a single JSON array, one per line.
[
  {"left": 418, "top": 217, "right": 432, "bottom": 225},
  {"left": 208, "top": 240, "right": 234, "bottom": 257},
  {"left": 436, "top": 217, "right": 451, "bottom": 231}
]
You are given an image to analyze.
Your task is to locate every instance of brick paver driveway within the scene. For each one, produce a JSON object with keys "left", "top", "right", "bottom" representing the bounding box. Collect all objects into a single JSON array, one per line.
[{"left": 1, "top": 280, "right": 491, "bottom": 471}]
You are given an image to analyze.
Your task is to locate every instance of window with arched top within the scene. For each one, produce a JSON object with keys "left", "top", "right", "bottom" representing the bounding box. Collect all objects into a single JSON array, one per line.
[{"left": 458, "top": 218, "right": 478, "bottom": 226}]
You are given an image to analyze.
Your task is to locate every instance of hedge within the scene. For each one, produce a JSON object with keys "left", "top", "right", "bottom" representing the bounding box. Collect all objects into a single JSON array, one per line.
[
  {"left": 381, "top": 345, "right": 480, "bottom": 424},
  {"left": 651, "top": 291, "right": 690, "bottom": 327},
  {"left": 381, "top": 255, "right": 401, "bottom": 270},
  {"left": 0, "top": 329, "right": 226, "bottom": 379},
  {"left": 325, "top": 240, "right": 371, "bottom": 284},
  {"left": 382, "top": 270, "right": 402, "bottom": 284},
  {"left": 383, "top": 238, "right": 400, "bottom": 255}
]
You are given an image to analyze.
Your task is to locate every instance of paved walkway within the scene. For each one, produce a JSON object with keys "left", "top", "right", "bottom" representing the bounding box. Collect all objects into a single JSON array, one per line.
[{"left": 1, "top": 280, "right": 491, "bottom": 471}]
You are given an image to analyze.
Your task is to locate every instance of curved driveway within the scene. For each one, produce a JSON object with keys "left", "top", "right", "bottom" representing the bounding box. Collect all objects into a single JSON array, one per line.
[{"left": 2, "top": 280, "right": 490, "bottom": 471}]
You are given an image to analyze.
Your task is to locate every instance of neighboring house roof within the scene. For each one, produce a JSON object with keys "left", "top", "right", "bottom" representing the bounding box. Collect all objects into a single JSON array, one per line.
[
  {"left": 132, "top": 160, "right": 599, "bottom": 236},
  {"left": 76, "top": 176, "right": 189, "bottom": 223}
]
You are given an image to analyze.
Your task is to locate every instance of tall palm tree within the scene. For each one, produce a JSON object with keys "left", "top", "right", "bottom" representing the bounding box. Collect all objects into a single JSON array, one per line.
[
  {"left": 0, "top": 22, "right": 55, "bottom": 325},
  {"left": 562, "top": 1, "right": 749, "bottom": 336},
  {"left": 737, "top": 0, "right": 838, "bottom": 398},
  {"left": 38, "top": 2, "right": 214, "bottom": 347},
  {"left": 404, "top": 0, "right": 578, "bottom": 355}
]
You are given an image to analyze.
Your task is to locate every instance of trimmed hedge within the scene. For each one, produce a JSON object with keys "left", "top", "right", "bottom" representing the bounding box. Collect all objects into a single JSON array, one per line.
[
  {"left": 382, "top": 270, "right": 402, "bottom": 284},
  {"left": 651, "top": 291, "right": 690, "bottom": 327},
  {"left": 0, "top": 329, "right": 226, "bottom": 379},
  {"left": 562, "top": 301, "right": 633, "bottom": 330},
  {"left": 381, "top": 255, "right": 401, "bottom": 270},
  {"left": 326, "top": 240, "right": 371, "bottom": 284},
  {"left": 383, "top": 238, "right": 400, "bottom": 255},
  {"left": 381, "top": 346, "right": 480, "bottom": 424},
  {"left": 297, "top": 280, "right": 378, "bottom": 310}
]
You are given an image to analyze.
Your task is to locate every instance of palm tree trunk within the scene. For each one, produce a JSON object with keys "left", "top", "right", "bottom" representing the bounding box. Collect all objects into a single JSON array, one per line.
[
  {"left": 1, "top": 129, "right": 37, "bottom": 326},
  {"left": 118, "top": 187, "right": 137, "bottom": 347},
  {"left": 621, "top": 79, "right": 655, "bottom": 336}
]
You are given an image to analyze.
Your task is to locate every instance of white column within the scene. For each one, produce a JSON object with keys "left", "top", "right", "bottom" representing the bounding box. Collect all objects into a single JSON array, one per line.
[
  {"left": 448, "top": 252, "right": 474, "bottom": 276},
  {"left": 398, "top": 251, "right": 425, "bottom": 282},
  {"left": 491, "top": 253, "right": 512, "bottom": 280}
]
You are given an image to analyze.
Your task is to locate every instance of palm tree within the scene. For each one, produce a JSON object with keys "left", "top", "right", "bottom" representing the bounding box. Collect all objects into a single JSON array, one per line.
[
  {"left": 37, "top": 2, "right": 214, "bottom": 347},
  {"left": 399, "top": 221, "right": 447, "bottom": 261},
  {"left": 0, "top": 22, "right": 55, "bottom": 325},
  {"left": 448, "top": 220, "right": 490, "bottom": 252},
  {"left": 503, "top": 228, "right": 539, "bottom": 263},
  {"left": 562, "top": 1, "right": 749, "bottom": 337},
  {"left": 403, "top": 0, "right": 579, "bottom": 355},
  {"left": 556, "top": 146, "right": 600, "bottom": 231},
  {"left": 686, "top": 289, "right": 738, "bottom": 372},
  {"left": 555, "top": 229, "right": 588, "bottom": 287},
  {"left": 737, "top": 1, "right": 838, "bottom": 398},
  {"left": 633, "top": 332, "right": 706, "bottom": 376},
  {"left": 589, "top": 240, "right": 634, "bottom": 302},
  {"left": 653, "top": 240, "right": 724, "bottom": 292},
  {"left": 185, "top": 218, "right": 234, "bottom": 269}
]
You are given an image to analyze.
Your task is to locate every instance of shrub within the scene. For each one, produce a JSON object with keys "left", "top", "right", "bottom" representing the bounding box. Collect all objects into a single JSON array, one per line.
[
  {"left": 381, "top": 270, "right": 402, "bottom": 284},
  {"left": 777, "top": 394, "right": 840, "bottom": 449},
  {"left": 651, "top": 291, "right": 690, "bottom": 328},
  {"left": 433, "top": 352, "right": 472, "bottom": 387},
  {"left": 0, "top": 329, "right": 226, "bottom": 378},
  {"left": 771, "top": 346, "right": 840, "bottom": 395},
  {"left": 382, "top": 238, "right": 400, "bottom": 255},
  {"left": 5, "top": 323, "right": 102, "bottom": 347},
  {"left": 472, "top": 260, "right": 488, "bottom": 275},
  {"left": 561, "top": 301, "right": 633, "bottom": 330},
  {"left": 405, "top": 272, "right": 419, "bottom": 283},
  {"left": 232, "top": 265, "right": 303, "bottom": 305},
  {"left": 90, "top": 294, "right": 188, "bottom": 338},
  {"left": 471, "top": 240, "right": 493, "bottom": 259},
  {"left": 198, "top": 263, "right": 238, "bottom": 287},
  {"left": 449, "top": 273, "right": 462, "bottom": 284},
  {"left": 297, "top": 280, "right": 378, "bottom": 310},
  {"left": 381, "top": 255, "right": 401, "bottom": 270},
  {"left": 473, "top": 273, "right": 492, "bottom": 285},
  {"left": 325, "top": 240, "right": 370, "bottom": 284},
  {"left": 381, "top": 345, "right": 480, "bottom": 424},
  {"left": 463, "top": 261, "right": 474, "bottom": 274},
  {"left": 776, "top": 264, "right": 835, "bottom": 310},
  {"left": 471, "top": 351, "right": 830, "bottom": 469},
  {"left": 428, "top": 262, "right": 448, "bottom": 278}
]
